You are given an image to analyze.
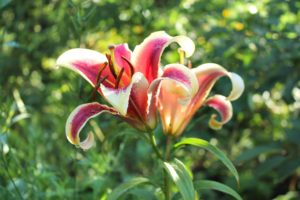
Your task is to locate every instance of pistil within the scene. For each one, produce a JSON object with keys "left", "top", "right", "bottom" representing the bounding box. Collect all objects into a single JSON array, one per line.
[
  {"left": 105, "top": 53, "right": 117, "bottom": 79},
  {"left": 178, "top": 48, "right": 186, "bottom": 65}
]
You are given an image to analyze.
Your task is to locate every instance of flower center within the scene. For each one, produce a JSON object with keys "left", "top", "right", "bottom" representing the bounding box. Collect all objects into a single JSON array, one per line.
[{"left": 104, "top": 45, "right": 135, "bottom": 89}]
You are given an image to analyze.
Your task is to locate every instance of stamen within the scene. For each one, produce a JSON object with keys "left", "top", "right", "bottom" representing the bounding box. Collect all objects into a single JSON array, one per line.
[
  {"left": 91, "top": 75, "right": 108, "bottom": 101},
  {"left": 121, "top": 56, "right": 135, "bottom": 77},
  {"left": 178, "top": 48, "right": 186, "bottom": 65},
  {"left": 115, "top": 68, "right": 125, "bottom": 89},
  {"left": 108, "top": 44, "right": 115, "bottom": 51},
  {"left": 96, "top": 62, "right": 107, "bottom": 83},
  {"left": 188, "top": 60, "right": 192, "bottom": 68},
  {"left": 91, "top": 63, "right": 108, "bottom": 101},
  {"left": 105, "top": 53, "right": 117, "bottom": 79}
]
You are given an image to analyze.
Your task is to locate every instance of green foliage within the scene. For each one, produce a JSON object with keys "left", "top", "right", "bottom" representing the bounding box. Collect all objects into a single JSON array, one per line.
[
  {"left": 1, "top": 0, "right": 300, "bottom": 199},
  {"left": 164, "top": 159, "right": 196, "bottom": 200},
  {"left": 174, "top": 137, "right": 239, "bottom": 184},
  {"left": 107, "top": 177, "right": 150, "bottom": 200},
  {"left": 194, "top": 180, "right": 242, "bottom": 200}
]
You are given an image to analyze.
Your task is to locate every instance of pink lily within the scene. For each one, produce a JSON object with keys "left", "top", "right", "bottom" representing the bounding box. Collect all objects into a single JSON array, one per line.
[
  {"left": 148, "top": 62, "right": 244, "bottom": 137},
  {"left": 56, "top": 31, "right": 195, "bottom": 150}
]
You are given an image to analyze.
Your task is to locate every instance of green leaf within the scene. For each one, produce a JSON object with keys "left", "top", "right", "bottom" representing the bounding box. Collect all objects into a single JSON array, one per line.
[
  {"left": 285, "top": 131, "right": 300, "bottom": 145},
  {"left": 107, "top": 177, "right": 150, "bottom": 200},
  {"left": 0, "top": 0, "right": 11, "bottom": 9},
  {"left": 276, "top": 157, "right": 300, "bottom": 182},
  {"left": 254, "top": 155, "right": 286, "bottom": 177},
  {"left": 235, "top": 143, "right": 281, "bottom": 163},
  {"left": 174, "top": 138, "right": 239, "bottom": 184},
  {"left": 163, "top": 159, "right": 196, "bottom": 200},
  {"left": 194, "top": 180, "right": 243, "bottom": 200}
]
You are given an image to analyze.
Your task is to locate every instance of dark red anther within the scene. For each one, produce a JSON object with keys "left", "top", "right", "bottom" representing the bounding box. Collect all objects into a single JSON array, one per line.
[
  {"left": 121, "top": 56, "right": 135, "bottom": 77},
  {"left": 115, "top": 68, "right": 125, "bottom": 89}
]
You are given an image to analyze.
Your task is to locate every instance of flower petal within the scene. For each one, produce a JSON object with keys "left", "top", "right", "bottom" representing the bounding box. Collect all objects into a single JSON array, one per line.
[
  {"left": 100, "top": 72, "right": 149, "bottom": 117},
  {"left": 148, "top": 64, "right": 198, "bottom": 100},
  {"left": 56, "top": 48, "right": 115, "bottom": 88},
  {"left": 227, "top": 72, "right": 245, "bottom": 101},
  {"left": 205, "top": 95, "right": 233, "bottom": 130},
  {"left": 66, "top": 102, "right": 118, "bottom": 150},
  {"left": 148, "top": 64, "right": 198, "bottom": 136},
  {"left": 132, "top": 31, "right": 195, "bottom": 83},
  {"left": 113, "top": 44, "right": 132, "bottom": 74},
  {"left": 190, "top": 63, "right": 244, "bottom": 113}
]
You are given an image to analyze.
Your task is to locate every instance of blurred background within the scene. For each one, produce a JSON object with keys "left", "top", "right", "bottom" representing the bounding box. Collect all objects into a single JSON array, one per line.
[{"left": 0, "top": 0, "right": 299, "bottom": 199}]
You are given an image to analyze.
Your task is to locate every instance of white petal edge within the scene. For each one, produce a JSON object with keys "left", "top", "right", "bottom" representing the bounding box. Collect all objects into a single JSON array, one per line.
[
  {"left": 227, "top": 72, "right": 245, "bottom": 101},
  {"left": 100, "top": 72, "right": 148, "bottom": 116},
  {"left": 192, "top": 63, "right": 244, "bottom": 101},
  {"left": 205, "top": 95, "right": 233, "bottom": 130},
  {"left": 148, "top": 64, "right": 199, "bottom": 98},
  {"left": 66, "top": 102, "right": 117, "bottom": 150},
  {"left": 131, "top": 31, "right": 195, "bottom": 65},
  {"left": 56, "top": 48, "right": 107, "bottom": 86}
]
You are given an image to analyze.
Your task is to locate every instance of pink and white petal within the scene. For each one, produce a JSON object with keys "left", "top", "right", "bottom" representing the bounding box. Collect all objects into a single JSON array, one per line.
[
  {"left": 192, "top": 63, "right": 244, "bottom": 103},
  {"left": 132, "top": 31, "right": 195, "bottom": 83},
  {"left": 100, "top": 72, "right": 148, "bottom": 116},
  {"left": 148, "top": 64, "right": 199, "bottom": 100},
  {"left": 205, "top": 95, "right": 233, "bottom": 130},
  {"left": 56, "top": 48, "right": 107, "bottom": 86},
  {"left": 113, "top": 44, "right": 132, "bottom": 74},
  {"left": 227, "top": 72, "right": 245, "bottom": 101},
  {"left": 66, "top": 102, "right": 118, "bottom": 150},
  {"left": 126, "top": 73, "right": 155, "bottom": 129}
]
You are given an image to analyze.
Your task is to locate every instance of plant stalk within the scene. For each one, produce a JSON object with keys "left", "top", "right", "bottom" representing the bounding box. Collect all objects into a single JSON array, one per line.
[{"left": 164, "top": 136, "right": 172, "bottom": 200}]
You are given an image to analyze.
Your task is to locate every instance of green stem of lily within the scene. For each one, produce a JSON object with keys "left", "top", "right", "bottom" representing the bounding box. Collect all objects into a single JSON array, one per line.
[
  {"left": 148, "top": 132, "right": 163, "bottom": 160},
  {"left": 164, "top": 136, "right": 172, "bottom": 200},
  {"left": 148, "top": 132, "right": 172, "bottom": 200}
]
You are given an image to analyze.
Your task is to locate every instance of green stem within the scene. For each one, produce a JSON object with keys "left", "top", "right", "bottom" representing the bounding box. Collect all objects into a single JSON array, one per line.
[
  {"left": 164, "top": 136, "right": 172, "bottom": 200},
  {"left": 148, "top": 132, "right": 163, "bottom": 160},
  {"left": 147, "top": 133, "right": 173, "bottom": 200}
]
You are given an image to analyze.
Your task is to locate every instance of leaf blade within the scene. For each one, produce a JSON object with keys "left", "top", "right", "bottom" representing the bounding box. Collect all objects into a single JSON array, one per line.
[
  {"left": 194, "top": 180, "right": 243, "bottom": 200},
  {"left": 107, "top": 177, "right": 150, "bottom": 200},
  {"left": 164, "top": 159, "right": 195, "bottom": 200},
  {"left": 174, "top": 137, "right": 239, "bottom": 184}
]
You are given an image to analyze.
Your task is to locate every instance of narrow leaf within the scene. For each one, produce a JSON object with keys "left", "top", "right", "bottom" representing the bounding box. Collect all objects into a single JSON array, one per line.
[
  {"left": 235, "top": 143, "right": 281, "bottom": 163},
  {"left": 254, "top": 155, "right": 286, "bottom": 177},
  {"left": 0, "top": 0, "right": 11, "bottom": 9},
  {"left": 174, "top": 137, "right": 239, "bottom": 184},
  {"left": 107, "top": 177, "right": 150, "bottom": 200},
  {"left": 194, "top": 180, "right": 243, "bottom": 200},
  {"left": 164, "top": 159, "right": 195, "bottom": 200}
]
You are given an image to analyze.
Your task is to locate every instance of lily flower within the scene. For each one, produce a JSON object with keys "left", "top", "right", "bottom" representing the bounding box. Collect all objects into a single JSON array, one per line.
[
  {"left": 149, "top": 61, "right": 244, "bottom": 137},
  {"left": 56, "top": 31, "right": 195, "bottom": 150}
]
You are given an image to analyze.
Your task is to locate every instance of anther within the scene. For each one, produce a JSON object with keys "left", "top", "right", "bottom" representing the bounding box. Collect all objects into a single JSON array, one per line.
[
  {"left": 108, "top": 44, "right": 115, "bottom": 51},
  {"left": 115, "top": 68, "right": 125, "bottom": 89},
  {"left": 121, "top": 56, "right": 135, "bottom": 77}
]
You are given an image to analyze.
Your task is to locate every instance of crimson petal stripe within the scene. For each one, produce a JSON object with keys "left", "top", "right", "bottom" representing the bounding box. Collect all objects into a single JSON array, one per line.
[
  {"left": 205, "top": 95, "right": 233, "bottom": 130},
  {"left": 66, "top": 102, "right": 118, "bottom": 150},
  {"left": 132, "top": 31, "right": 195, "bottom": 83}
]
